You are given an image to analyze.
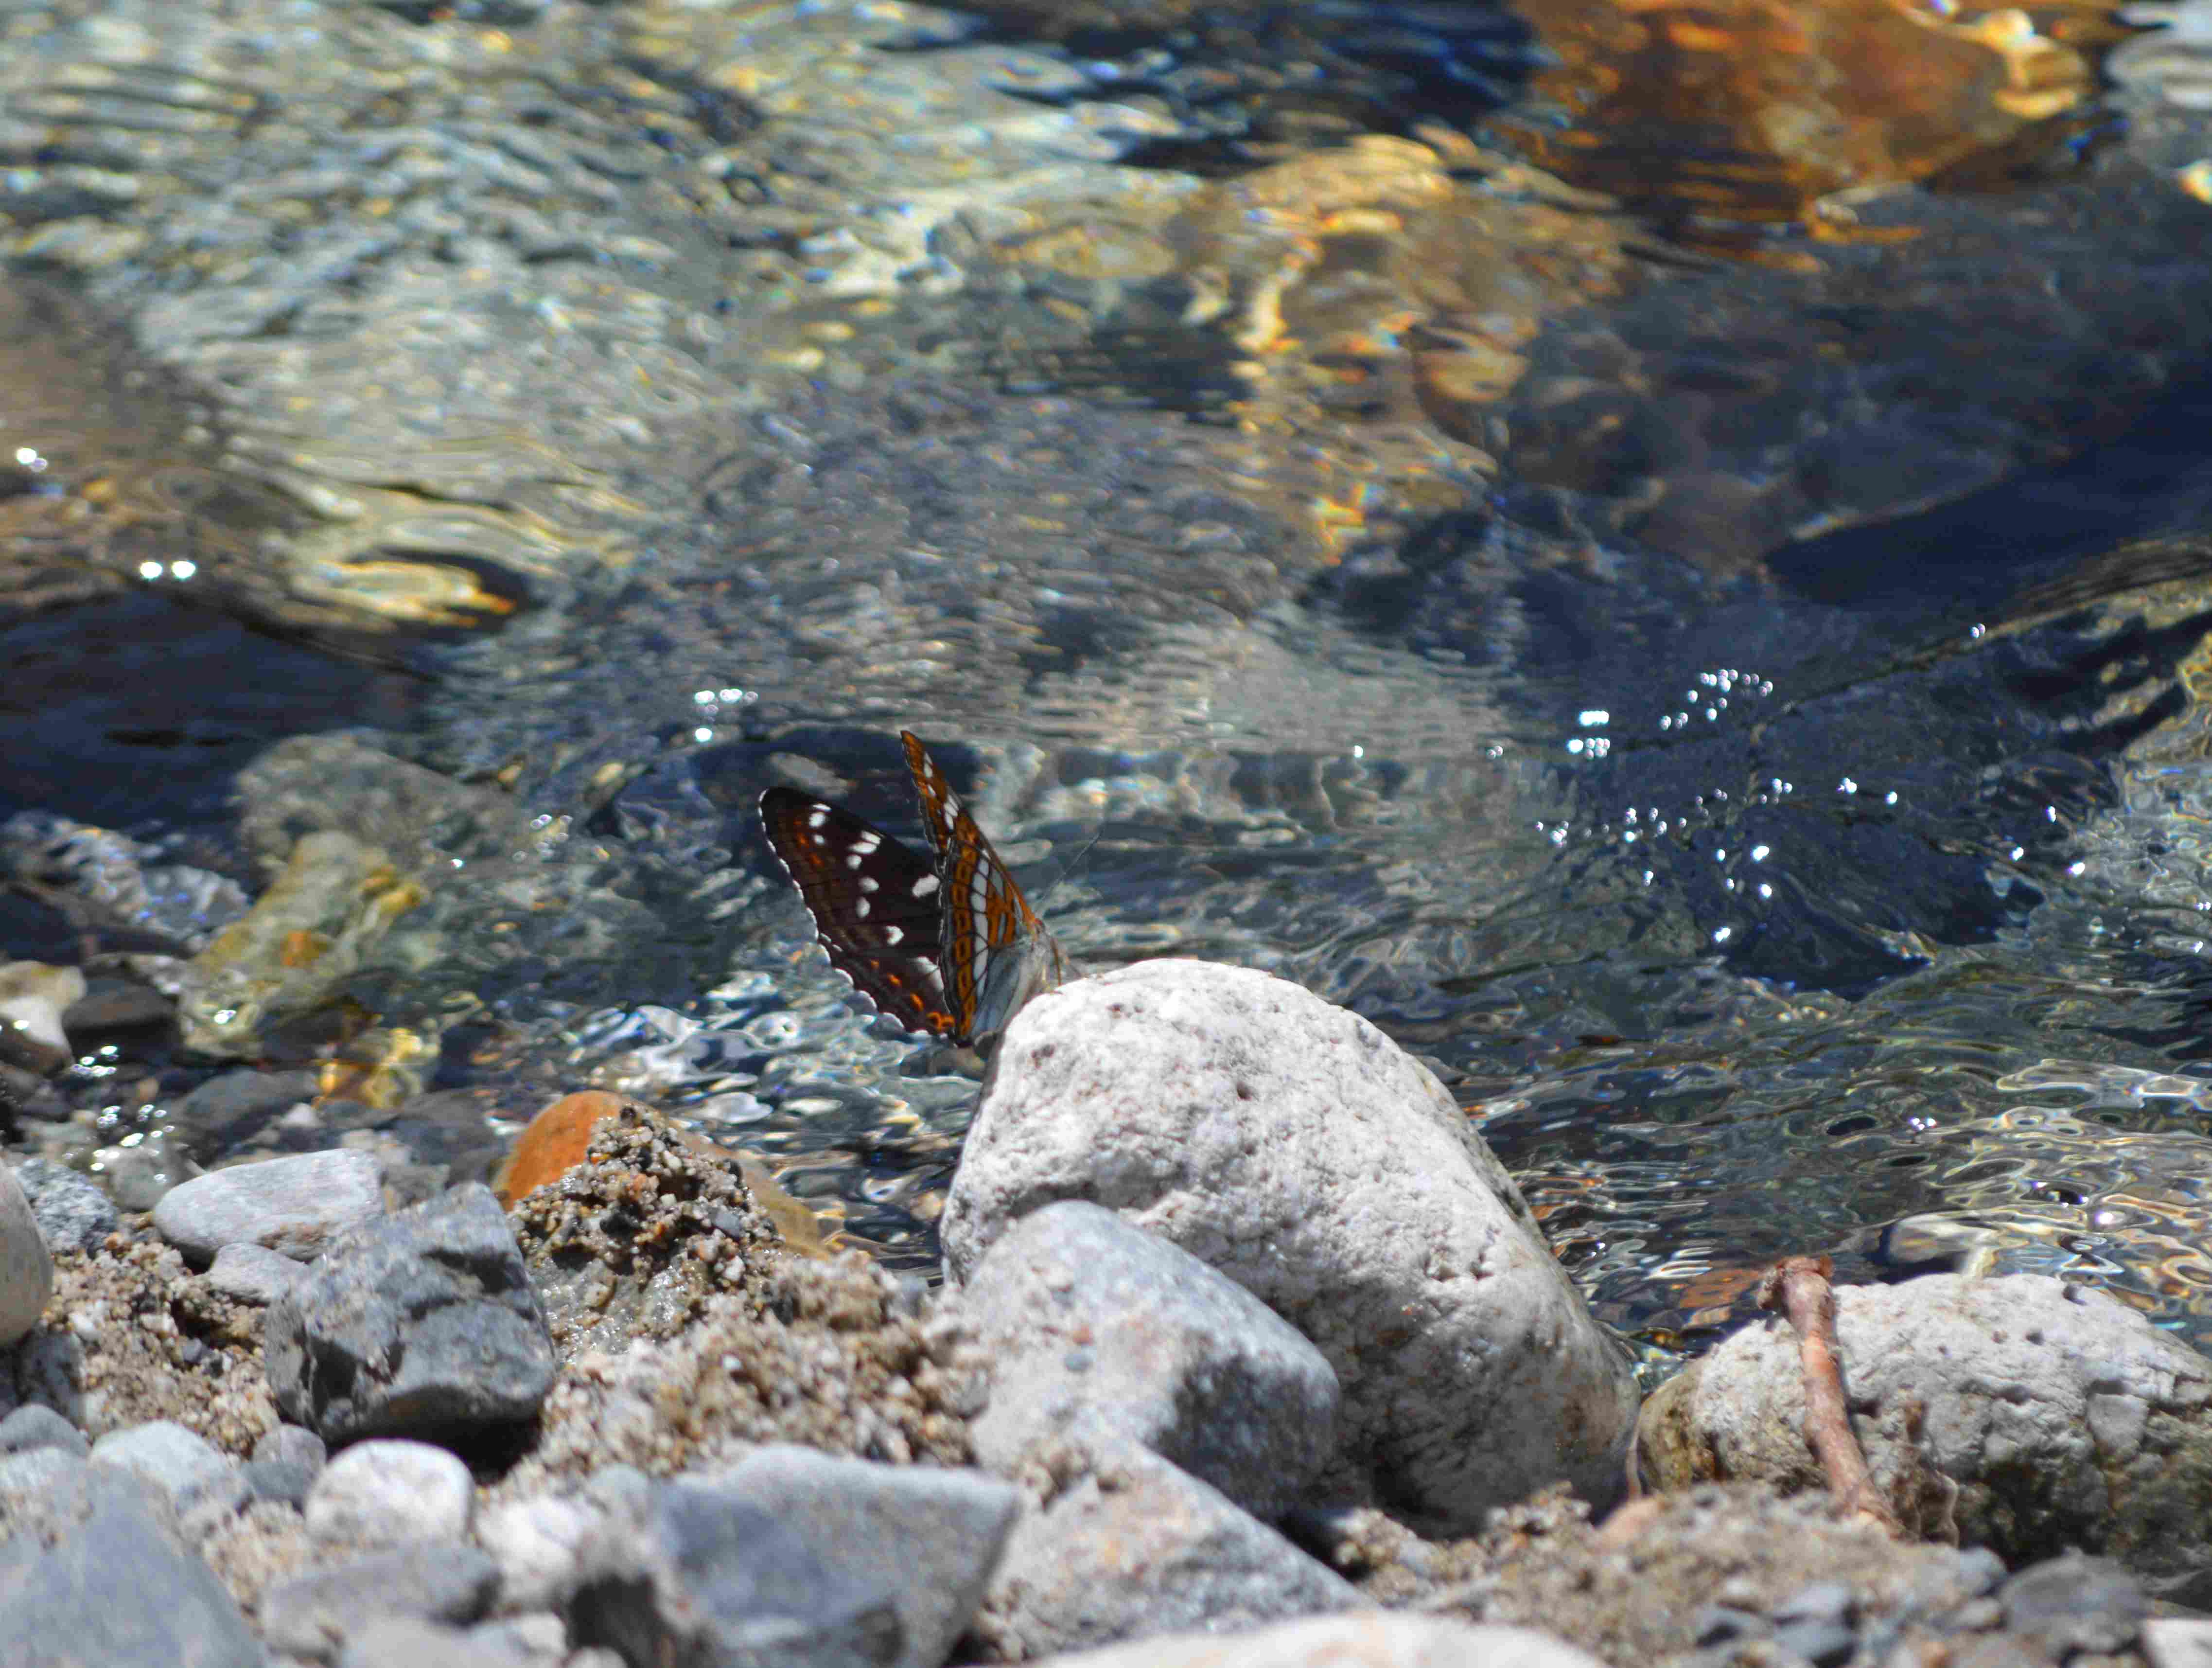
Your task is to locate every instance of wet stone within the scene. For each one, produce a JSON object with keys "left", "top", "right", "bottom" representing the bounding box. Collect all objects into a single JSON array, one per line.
[
  {"left": 0, "top": 960, "right": 85, "bottom": 1075},
  {"left": 10, "top": 1155, "right": 119, "bottom": 1254},
  {"left": 266, "top": 1182, "right": 554, "bottom": 1445},
  {"left": 0, "top": 1402, "right": 88, "bottom": 1457},
  {"left": 176, "top": 1067, "right": 321, "bottom": 1155},
  {"left": 259, "top": 1541, "right": 499, "bottom": 1661},
  {"left": 305, "top": 1438, "right": 473, "bottom": 1547}
]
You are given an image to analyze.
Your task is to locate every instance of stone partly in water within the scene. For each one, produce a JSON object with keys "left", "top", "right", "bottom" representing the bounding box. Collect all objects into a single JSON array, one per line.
[
  {"left": 264, "top": 1183, "right": 556, "bottom": 1446},
  {"left": 942, "top": 958, "right": 1640, "bottom": 1531},
  {"left": 1638, "top": 1272, "right": 2212, "bottom": 1603},
  {"left": 0, "top": 960, "right": 86, "bottom": 1076}
]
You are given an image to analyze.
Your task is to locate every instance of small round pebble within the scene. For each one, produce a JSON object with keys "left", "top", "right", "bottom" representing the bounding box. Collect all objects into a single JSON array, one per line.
[
  {"left": 254, "top": 1423, "right": 329, "bottom": 1473},
  {"left": 307, "top": 1438, "right": 474, "bottom": 1546},
  {"left": 87, "top": 1419, "right": 237, "bottom": 1507},
  {"left": 10, "top": 1156, "right": 120, "bottom": 1254},
  {"left": 0, "top": 1402, "right": 89, "bottom": 1458},
  {"left": 205, "top": 1240, "right": 306, "bottom": 1305}
]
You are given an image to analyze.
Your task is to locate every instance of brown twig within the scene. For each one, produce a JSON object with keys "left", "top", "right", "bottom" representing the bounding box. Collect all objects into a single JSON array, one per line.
[{"left": 1757, "top": 1254, "right": 1904, "bottom": 1536}]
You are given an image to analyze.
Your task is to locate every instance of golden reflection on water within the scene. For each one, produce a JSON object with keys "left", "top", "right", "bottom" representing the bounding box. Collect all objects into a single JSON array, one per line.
[{"left": 1494, "top": 0, "right": 2129, "bottom": 246}]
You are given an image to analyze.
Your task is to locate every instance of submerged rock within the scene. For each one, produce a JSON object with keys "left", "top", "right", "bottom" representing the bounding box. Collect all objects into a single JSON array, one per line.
[
  {"left": 943, "top": 958, "right": 1639, "bottom": 1530},
  {"left": 0, "top": 960, "right": 85, "bottom": 1075},
  {"left": 0, "top": 1158, "right": 54, "bottom": 1347}
]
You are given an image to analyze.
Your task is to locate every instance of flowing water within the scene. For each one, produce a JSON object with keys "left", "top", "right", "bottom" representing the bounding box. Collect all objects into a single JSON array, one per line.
[{"left": 5, "top": 0, "right": 2212, "bottom": 1373}]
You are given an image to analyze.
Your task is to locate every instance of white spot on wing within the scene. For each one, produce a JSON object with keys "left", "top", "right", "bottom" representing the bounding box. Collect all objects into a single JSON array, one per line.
[
  {"left": 913, "top": 874, "right": 939, "bottom": 898},
  {"left": 851, "top": 832, "right": 881, "bottom": 854},
  {"left": 883, "top": 925, "right": 903, "bottom": 944},
  {"left": 854, "top": 897, "right": 870, "bottom": 918},
  {"left": 807, "top": 809, "right": 828, "bottom": 829},
  {"left": 859, "top": 877, "right": 878, "bottom": 893}
]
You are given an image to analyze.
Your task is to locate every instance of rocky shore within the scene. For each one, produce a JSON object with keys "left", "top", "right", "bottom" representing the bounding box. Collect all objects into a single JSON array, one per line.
[{"left": 1, "top": 956, "right": 2208, "bottom": 1668}]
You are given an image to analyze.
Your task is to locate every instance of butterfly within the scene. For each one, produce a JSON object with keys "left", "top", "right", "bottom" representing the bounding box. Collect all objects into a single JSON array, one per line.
[{"left": 760, "top": 731, "right": 1070, "bottom": 1050}]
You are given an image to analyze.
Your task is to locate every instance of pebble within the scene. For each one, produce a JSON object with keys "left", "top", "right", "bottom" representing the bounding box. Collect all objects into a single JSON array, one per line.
[
  {"left": 953, "top": 1200, "right": 1338, "bottom": 1521},
  {"left": 0, "top": 1158, "right": 54, "bottom": 1347},
  {"left": 266, "top": 1182, "right": 555, "bottom": 1444},
  {"left": 570, "top": 1476, "right": 903, "bottom": 1668},
  {"left": 0, "top": 1402, "right": 88, "bottom": 1457},
  {"left": 337, "top": 1615, "right": 544, "bottom": 1668},
  {"left": 254, "top": 1422, "right": 329, "bottom": 1473},
  {"left": 259, "top": 1541, "right": 500, "bottom": 1659},
  {"left": 204, "top": 1239, "right": 307, "bottom": 1304},
  {"left": 2145, "top": 1616, "right": 2212, "bottom": 1668},
  {"left": 9, "top": 1156, "right": 120, "bottom": 1254},
  {"left": 174, "top": 1066, "right": 321, "bottom": 1153},
  {"left": 476, "top": 1493, "right": 605, "bottom": 1612},
  {"left": 305, "top": 1438, "right": 474, "bottom": 1546},
  {"left": 245, "top": 1456, "right": 318, "bottom": 1508},
  {"left": 86, "top": 1418, "right": 239, "bottom": 1511},
  {"left": 151, "top": 1147, "right": 385, "bottom": 1265},
  {"left": 943, "top": 958, "right": 1639, "bottom": 1530},
  {"left": 2000, "top": 1551, "right": 2148, "bottom": 1657},
  {"left": 716, "top": 1444, "right": 1021, "bottom": 1668}
]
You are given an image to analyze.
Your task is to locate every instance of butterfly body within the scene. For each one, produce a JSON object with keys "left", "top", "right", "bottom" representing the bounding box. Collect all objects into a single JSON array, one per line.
[{"left": 760, "top": 732, "right": 1068, "bottom": 1050}]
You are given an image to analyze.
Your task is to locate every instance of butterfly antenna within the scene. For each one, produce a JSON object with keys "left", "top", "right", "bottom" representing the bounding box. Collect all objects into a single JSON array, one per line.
[{"left": 1037, "top": 825, "right": 1104, "bottom": 908}]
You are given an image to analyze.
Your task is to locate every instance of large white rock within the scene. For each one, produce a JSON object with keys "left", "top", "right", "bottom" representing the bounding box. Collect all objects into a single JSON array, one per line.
[
  {"left": 0, "top": 1160, "right": 53, "bottom": 1348},
  {"left": 1031, "top": 1615, "right": 1606, "bottom": 1668},
  {"left": 943, "top": 959, "right": 1638, "bottom": 1529},
  {"left": 1640, "top": 1273, "right": 2212, "bottom": 1603}
]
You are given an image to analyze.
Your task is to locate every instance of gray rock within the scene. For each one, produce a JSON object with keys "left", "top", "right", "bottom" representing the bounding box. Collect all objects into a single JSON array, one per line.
[
  {"left": 205, "top": 1240, "right": 307, "bottom": 1304},
  {"left": 305, "top": 1438, "right": 474, "bottom": 1546},
  {"left": 0, "top": 1444, "right": 86, "bottom": 1502},
  {"left": 0, "top": 1463, "right": 261, "bottom": 1667},
  {"left": 338, "top": 1617, "right": 537, "bottom": 1668},
  {"left": 942, "top": 959, "right": 1639, "bottom": 1530},
  {"left": 153, "top": 1148, "right": 384, "bottom": 1266},
  {"left": 952, "top": 1202, "right": 1336, "bottom": 1520},
  {"left": 176, "top": 1067, "right": 322, "bottom": 1154},
  {"left": 0, "top": 1158, "right": 54, "bottom": 1347},
  {"left": 254, "top": 1422, "right": 330, "bottom": 1473},
  {"left": 9, "top": 1157, "right": 120, "bottom": 1255},
  {"left": 261, "top": 1541, "right": 500, "bottom": 1660},
  {"left": 266, "top": 1183, "right": 555, "bottom": 1443},
  {"left": 718, "top": 1444, "right": 1020, "bottom": 1668},
  {"left": 2000, "top": 1552, "right": 2147, "bottom": 1657},
  {"left": 476, "top": 1492, "right": 604, "bottom": 1611},
  {"left": 986, "top": 1444, "right": 1360, "bottom": 1659},
  {"left": 0, "top": 1402, "right": 88, "bottom": 1457},
  {"left": 571, "top": 1477, "right": 903, "bottom": 1668},
  {"left": 466, "top": 1612, "right": 566, "bottom": 1665},
  {"left": 246, "top": 1457, "right": 318, "bottom": 1508},
  {"left": 86, "top": 1419, "right": 237, "bottom": 1509},
  {"left": 1640, "top": 1273, "right": 2212, "bottom": 1600},
  {"left": 1040, "top": 1615, "right": 1609, "bottom": 1668}
]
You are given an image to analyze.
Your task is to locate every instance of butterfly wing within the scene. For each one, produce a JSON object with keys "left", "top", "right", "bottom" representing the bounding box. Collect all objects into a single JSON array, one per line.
[
  {"left": 758, "top": 786, "right": 960, "bottom": 1039},
  {"left": 899, "top": 731, "right": 1067, "bottom": 1043}
]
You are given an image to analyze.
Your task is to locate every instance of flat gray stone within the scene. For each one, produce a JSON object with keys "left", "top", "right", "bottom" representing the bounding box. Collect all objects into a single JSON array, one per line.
[
  {"left": 254, "top": 1423, "right": 329, "bottom": 1473},
  {"left": 0, "top": 1158, "right": 54, "bottom": 1347},
  {"left": 953, "top": 1201, "right": 1337, "bottom": 1520},
  {"left": 261, "top": 1541, "right": 500, "bottom": 1660},
  {"left": 87, "top": 1419, "right": 237, "bottom": 1509},
  {"left": 266, "top": 1183, "right": 555, "bottom": 1444},
  {"left": 986, "top": 1445, "right": 1360, "bottom": 1659},
  {"left": 338, "top": 1617, "right": 540, "bottom": 1668},
  {"left": 942, "top": 959, "right": 1639, "bottom": 1531},
  {"left": 305, "top": 1438, "right": 473, "bottom": 1546},
  {"left": 0, "top": 1471, "right": 261, "bottom": 1667},
  {"left": 719, "top": 1444, "right": 1020, "bottom": 1668},
  {"left": 153, "top": 1148, "right": 384, "bottom": 1266},
  {"left": 205, "top": 1240, "right": 306, "bottom": 1304},
  {"left": 571, "top": 1476, "right": 902, "bottom": 1668},
  {"left": 0, "top": 1444, "right": 86, "bottom": 1503},
  {"left": 0, "top": 1402, "right": 88, "bottom": 1458}
]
